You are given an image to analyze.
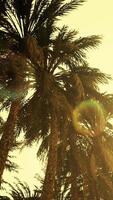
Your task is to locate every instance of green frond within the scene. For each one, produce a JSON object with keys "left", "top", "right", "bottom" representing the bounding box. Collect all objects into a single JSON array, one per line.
[
  {"left": 0, "top": 0, "right": 85, "bottom": 51},
  {"left": 8, "top": 179, "right": 40, "bottom": 199},
  {"left": 48, "top": 27, "right": 101, "bottom": 72},
  {"left": 74, "top": 35, "right": 102, "bottom": 50},
  {"left": 82, "top": 85, "right": 113, "bottom": 114},
  {"left": 76, "top": 66, "right": 111, "bottom": 87},
  {"left": 56, "top": 65, "right": 110, "bottom": 93},
  {"left": 54, "top": 26, "right": 78, "bottom": 42},
  {"left": 55, "top": 0, "right": 85, "bottom": 17},
  {"left": 18, "top": 91, "right": 50, "bottom": 143}
]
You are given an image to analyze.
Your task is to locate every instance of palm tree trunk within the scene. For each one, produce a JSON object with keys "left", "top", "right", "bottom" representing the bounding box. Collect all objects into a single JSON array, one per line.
[
  {"left": 40, "top": 108, "right": 58, "bottom": 200},
  {"left": 69, "top": 131, "right": 90, "bottom": 200},
  {"left": 0, "top": 100, "right": 20, "bottom": 186},
  {"left": 55, "top": 119, "right": 68, "bottom": 199},
  {"left": 86, "top": 161, "right": 100, "bottom": 200},
  {"left": 93, "top": 137, "right": 113, "bottom": 197},
  {"left": 70, "top": 161, "right": 82, "bottom": 200}
]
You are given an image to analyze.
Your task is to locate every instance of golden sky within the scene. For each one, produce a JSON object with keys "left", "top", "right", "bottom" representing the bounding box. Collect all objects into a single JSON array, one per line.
[
  {"left": 60, "top": 0, "right": 113, "bottom": 92},
  {"left": 1, "top": 0, "right": 113, "bottom": 195}
]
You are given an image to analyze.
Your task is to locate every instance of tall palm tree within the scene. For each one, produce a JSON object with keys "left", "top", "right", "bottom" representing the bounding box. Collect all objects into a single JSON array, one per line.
[
  {"left": 0, "top": 0, "right": 86, "bottom": 185},
  {"left": 0, "top": 1, "right": 112, "bottom": 199},
  {"left": 0, "top": 0, "right": 101, "bottom": 195},
  {"left": 54, "top": 90, "right": 113, "bottom": 200},
  {"left": 35, "top": 64, "right": 113, "bottom": 200},
  {"left": 17, "top": 27, "right": 108, "bottom": 199},
  {"left": 0, "top": 53, "right": 33, "bottom": 185}
]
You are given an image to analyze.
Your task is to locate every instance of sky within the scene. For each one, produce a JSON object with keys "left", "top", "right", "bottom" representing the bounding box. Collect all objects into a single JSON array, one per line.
[
  {"left": 1, "top": 0, "right": 113, "bottom": 196},
  {"left": 59, "top": 0, "right": 113, "bottom": 91}
]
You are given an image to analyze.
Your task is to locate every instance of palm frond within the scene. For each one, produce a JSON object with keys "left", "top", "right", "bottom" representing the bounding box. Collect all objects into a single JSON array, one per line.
[
  {"left": 0, "top": 0, "right": 85, "bottom": 51},
  {"left": 18, "top": 91, "right": 50, "bottom": 143},
  {"left": 76, "top": 66, "right": 111, "bottom": 89},
  {"left": 8, "top": 179, "right": 40, "bottom": 200},
  {"left": 5, "top": 161, "right": 18, "bottom": 173},
  {"left": 54, "top": 0, "right": 85, "bottom": 17},
  {"left": 74, "top": 35, "right": 101, "bottom": 50},
  {"left": 84, "top": 87, "right": 113, "bottom": 114},
  {"left": 48, "top": 26, "right": 101, "bottom": 72}
]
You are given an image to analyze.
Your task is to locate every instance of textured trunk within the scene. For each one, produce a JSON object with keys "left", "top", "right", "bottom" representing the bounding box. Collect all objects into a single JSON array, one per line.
[
  {"left": 93, "top": 138, "right": 113, "bottom": 196},
  {"left": 69, "top": 131, "right": 89, "bottom": 200},
  {"left": 93, "top": 137, "right": 111, "bottom": 172},
  {"left": 69, "top": 138, "right": 82, "bottom": 200},
  {"left": 86, "top": 164, "right": 99, "bottom": 200},
  {"left": 41, "top": 109, "right": 58, "bottom": 200},
  {"left": 70, "top": 162, "right": 82, "bottom": 200},
  {"left": 55, "top": 119, "right": 68, "bottom": 200},
  {"left": 0, "top": 100, "right": 20, "bottom": 186}
]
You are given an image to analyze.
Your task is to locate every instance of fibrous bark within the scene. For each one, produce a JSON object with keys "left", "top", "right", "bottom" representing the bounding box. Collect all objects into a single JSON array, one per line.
[{"left": 0, "top": 100, "right": 20, "bottom": 186}]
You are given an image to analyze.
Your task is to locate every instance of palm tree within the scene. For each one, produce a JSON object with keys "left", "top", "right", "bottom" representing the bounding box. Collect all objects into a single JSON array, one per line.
[
  {"left": 0, "top": 1, "right": 112, "bottom": 199},
  {"left": 16, "top": 24, "right": 105, "bottom": 199},
  {"left": 0, "top": 53, "right": 33, "bottom": 185},
  {"left": 0, "top": 0, "right": 101, "bottom": 195},
  {"left": 52, "top": 108, "right": 113, "bottom": 199},
  {"left": 0, "top": 0, "right": 86, "bottom": 185},
  {"left": 55, "top": 91, "right": 113, "bottom": 200},
  {"left": 38, "top": 64, "right": 113, "bottom": 200}
]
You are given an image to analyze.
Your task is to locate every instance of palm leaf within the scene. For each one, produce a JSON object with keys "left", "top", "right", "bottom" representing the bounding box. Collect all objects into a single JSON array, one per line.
[
  {"left": 8, "top": 179, "right": 41, "bottom": 199},
  {"left": 48, "top": 26, "right": 101, "bottom": 72}
]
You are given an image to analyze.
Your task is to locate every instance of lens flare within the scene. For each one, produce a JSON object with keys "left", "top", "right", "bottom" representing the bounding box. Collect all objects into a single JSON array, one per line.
[
  {"left": 72, "top": 99, "right": 106, "bottom": 137},
  {"left": 0, "top": 54, "right": 29, "bottom": 100}
]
